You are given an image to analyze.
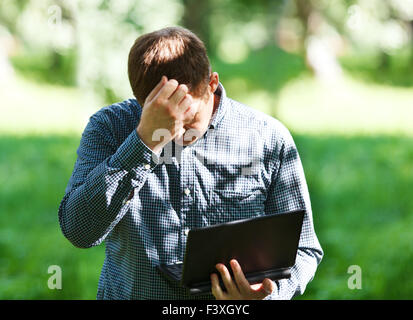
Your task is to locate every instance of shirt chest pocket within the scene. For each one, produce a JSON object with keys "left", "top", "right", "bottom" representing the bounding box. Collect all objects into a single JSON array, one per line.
[{"left": 206, "top": 188, "right": 266, "bottom": 225}]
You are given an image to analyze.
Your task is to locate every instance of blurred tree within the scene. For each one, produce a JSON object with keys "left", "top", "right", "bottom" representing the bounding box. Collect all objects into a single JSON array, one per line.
[
  {"left": 0, "top": 0, "right": 78, "bottom": 84},
  {"left": 181, "top": 0, "right": 213, "bottom": 52},
  {"left": 0, "top": 0, "right": 29, "bottom": 35},
  {"left": 276, "top": 0, "right": 345, "bottom": 80},
  {"left": 275, "top": 0, "right": 413, "bottom": 84},
  {"left": 0, "top": 0, "right": 183, "bottom": 103},
  {"left": 2, "top": 0, "right": 413, "bottom": 100},
  {"left": 232, "top": 0, "right": 287, "bottom": 45}
]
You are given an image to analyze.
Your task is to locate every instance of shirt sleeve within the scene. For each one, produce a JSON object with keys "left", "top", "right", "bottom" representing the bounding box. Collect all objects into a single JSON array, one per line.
[
  {"left": 263, "top": 124, "right": 324, "bottom": 300},
  {"left": 58, "top": 112, "right": 160, "bottom": 248}
]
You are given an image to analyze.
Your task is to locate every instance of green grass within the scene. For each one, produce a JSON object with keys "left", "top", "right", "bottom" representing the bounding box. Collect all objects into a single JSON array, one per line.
[
  {"left": 2, "top": 48, "right": 413, "bottom": 298},
  {"left": 0, "top": 135, "right": 104, "bottom": 299},
  {"left": 294, "top": 134, "right": 413, "bottom": 299},
  {"left": 1, "top": 133, "right": 412, "bottom": 299}
]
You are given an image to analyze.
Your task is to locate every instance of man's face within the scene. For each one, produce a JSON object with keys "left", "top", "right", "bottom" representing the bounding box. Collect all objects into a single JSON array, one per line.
[{"left": 174, "top": 72, "right": 219, "bottom": 146}]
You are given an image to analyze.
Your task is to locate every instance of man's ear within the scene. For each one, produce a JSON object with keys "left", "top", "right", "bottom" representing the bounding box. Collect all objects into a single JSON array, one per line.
[{"left": 209, "top": 72, "right": 219, "bottom": 93}]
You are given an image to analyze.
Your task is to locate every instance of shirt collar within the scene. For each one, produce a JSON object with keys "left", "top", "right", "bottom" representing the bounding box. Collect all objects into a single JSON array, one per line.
[{"left": 208, "top": 82, "right": 228, "bottom": 130}]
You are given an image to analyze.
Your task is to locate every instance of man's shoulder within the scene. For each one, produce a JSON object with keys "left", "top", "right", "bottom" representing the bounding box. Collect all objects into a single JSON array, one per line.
[
  {"left": 226, "top": 97, "right": 293, "bottom": 144},
  {"left": 92, "top": 98, "right": 141, "bottom": 123},
  {"left": 86, "top": 98, "right": 141, "bottom": 143}
]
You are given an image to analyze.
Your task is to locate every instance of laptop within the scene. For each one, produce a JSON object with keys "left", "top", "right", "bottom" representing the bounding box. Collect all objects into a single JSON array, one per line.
[{"left": 157, "top": 208, "right": 305, "bottom": 294}]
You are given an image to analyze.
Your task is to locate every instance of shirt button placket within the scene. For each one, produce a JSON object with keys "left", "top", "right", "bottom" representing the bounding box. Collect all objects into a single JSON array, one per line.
[
  {"left": 184, "top": 188, "right": 190, "bottom": 196},
  {"left": 180, "top": 148, "right": 194, "bottom": 260}
]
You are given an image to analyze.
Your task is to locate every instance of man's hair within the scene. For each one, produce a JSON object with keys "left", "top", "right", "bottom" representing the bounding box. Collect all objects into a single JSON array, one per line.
[{"left": 128, "top": 26, "right": 211, "bottom": 106}]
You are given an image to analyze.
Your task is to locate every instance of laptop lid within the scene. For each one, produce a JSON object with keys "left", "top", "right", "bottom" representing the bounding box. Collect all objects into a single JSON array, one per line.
[{"left": 181, "top": 209, "right": 305, "bottom": 289}]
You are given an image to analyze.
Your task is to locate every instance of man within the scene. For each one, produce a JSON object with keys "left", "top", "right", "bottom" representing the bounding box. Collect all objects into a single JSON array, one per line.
[{"left": 58, "top": 26, "right": 323, "bottom": 300}]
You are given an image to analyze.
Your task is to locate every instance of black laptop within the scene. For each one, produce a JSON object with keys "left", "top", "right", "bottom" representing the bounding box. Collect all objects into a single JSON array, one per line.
[{"left": 157, "top": 209, "right": 305, "bottom": 294}]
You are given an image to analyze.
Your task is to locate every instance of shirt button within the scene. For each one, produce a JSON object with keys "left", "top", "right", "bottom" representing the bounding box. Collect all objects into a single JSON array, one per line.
[
  {"left": 184, "top": 188, "right": 190, "bottom": 196},
  {"left": 122, "top": 199, "right": 130, "bottom": 206},
  {"left": 184, "top": 229, "right": 190, "bottom": 236},
  {"left": 144, "top": 163, "right": 151, "bottom": 170}
]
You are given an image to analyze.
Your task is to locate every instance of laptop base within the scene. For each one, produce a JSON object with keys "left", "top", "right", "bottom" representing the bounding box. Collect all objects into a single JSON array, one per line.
[{"left": 157, "top": 263, "right": 291, "bottom": 295}]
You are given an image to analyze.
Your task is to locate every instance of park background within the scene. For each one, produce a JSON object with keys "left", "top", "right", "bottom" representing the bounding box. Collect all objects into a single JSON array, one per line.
[{"left": 1, "top": 0, "right": 413, "bottom": 299}]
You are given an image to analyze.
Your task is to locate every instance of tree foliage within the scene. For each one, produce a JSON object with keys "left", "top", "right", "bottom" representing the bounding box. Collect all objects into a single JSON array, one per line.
[{"left": 1, "top": 0, "right": 412, "bottom": 102}]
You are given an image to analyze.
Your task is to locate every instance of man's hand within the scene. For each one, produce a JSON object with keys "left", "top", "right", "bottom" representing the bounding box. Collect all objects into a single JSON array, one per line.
[
  {"left": 137, "top": 76, "right": 197, "bottom": 154},
  {"left": 211, "top": 259, "right": 275, "bottom": 300}
]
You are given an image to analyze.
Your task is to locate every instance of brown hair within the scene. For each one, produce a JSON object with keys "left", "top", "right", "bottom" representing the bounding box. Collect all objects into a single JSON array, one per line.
[{"left": 128, "top": 26, "right": 211, "bottom": 106}]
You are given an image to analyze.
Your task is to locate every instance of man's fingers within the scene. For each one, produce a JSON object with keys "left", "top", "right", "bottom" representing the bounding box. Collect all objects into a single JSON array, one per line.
[
  {"left": 216, "top": 263, "right": 238, "bottom": 296},
  {"left": 179, "top": 94, "right": 196, "bottom": 122},
  {"left": 213, "top": 261, "right": 274, "bottom": 300},
  {"left": 230, "top": 259, "right": 251, "bottom": 296},
  {"left": 251, "top": 278, "right": 275, "bottom": 300},
  {"left": 211, "top": 273, "right": 226, "bottom": 300},
  {"left": 150, "top": 79, "right": 197, "bottom": 122},
  {"left": 154, "top": 79, "right": 179, "bottom": 102},
  {"left": 179, "top": 93, "right": 193, "bottom": 110},
  {"left": 145, "top": 76, "right": 167, "bottom": 103},
  {"left": 169, "top": 84, "right": 189, "bottom": 105}
]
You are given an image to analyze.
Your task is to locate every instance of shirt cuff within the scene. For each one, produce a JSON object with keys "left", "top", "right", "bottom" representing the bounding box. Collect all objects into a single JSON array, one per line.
[{"left": 108, "top": 129, "right": 160, "bottom": 171}]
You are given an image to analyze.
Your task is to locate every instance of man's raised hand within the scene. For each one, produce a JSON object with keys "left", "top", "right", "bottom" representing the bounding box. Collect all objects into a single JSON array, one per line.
[{"left": 136, "top": 76, "right": 196, "bottom": 153}]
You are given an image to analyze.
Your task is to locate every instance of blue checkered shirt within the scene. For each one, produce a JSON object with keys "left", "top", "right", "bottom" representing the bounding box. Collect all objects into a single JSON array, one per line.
[{"left": 58, "top": 83, "right": 323, "bottom": 300}]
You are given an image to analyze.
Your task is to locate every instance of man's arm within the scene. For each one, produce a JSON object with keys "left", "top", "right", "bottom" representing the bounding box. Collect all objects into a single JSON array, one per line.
[
  {"left": 58, "top": 112, "right": 160, "bottom": 248},
  {"left": 58, "top": 77, "right": 196, "bottom": 248},
  {"left": 263, "top": 123, "right": 323, "bottom": 300}
]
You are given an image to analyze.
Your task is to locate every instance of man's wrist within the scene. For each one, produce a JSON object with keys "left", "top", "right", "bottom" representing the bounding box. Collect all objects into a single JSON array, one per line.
[
  {"left": 137, "top": 128, "right": 164, "bottom": 157},
  {"left": 136, "top": 127, "right": 165, "bottom": 155},
  {"left": 108, "top": 129, "right": 160, "bottom": 170}
]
